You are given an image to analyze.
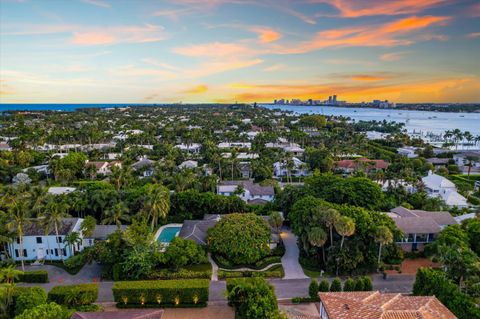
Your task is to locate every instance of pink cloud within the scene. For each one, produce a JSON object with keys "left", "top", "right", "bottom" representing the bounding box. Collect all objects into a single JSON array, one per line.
[
  {"left": 173, "top": 42, "right": 252, "bottom": 57},
  {"left": 72, "top": 32, "right": 115, "bottom": 45}
]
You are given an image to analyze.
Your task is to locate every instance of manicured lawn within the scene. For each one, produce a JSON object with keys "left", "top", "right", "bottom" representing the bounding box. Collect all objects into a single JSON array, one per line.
[{"left": 301, "top": 266, "right": 323, "bottom": 278}]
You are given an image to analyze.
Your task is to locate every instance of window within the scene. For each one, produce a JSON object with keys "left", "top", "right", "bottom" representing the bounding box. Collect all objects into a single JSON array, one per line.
[
  {"left": 23, "top": 249, "right": 27, "bottom": 258},
  {"left": 16, "top": 237, "right": 20, "bottom": 244},
  {"left": 62, "top": 248, "right": 66, "bottom": 256},
  {"left": 36, "top": 237, "right": 42, "bottom": 244},
  {"left": 15, "top": 249, "right": 19, "bottom": 258},
  {"left": 56, "top": 236, "right": 62, "bottom": 243},
  {"left": 54, "top": 249, "right": 58, "bottom": 257}
]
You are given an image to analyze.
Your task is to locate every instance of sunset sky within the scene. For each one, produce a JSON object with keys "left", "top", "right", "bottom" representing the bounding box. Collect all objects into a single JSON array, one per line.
[{"left": 1, "top": 0, "right": 479, "bottom": 104}]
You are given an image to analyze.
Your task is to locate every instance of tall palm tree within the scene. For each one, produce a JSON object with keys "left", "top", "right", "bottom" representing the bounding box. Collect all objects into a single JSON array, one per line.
[
  {"left": 319, "top": 207, "right": 340, "bottom": 247},
  {"left": 334, "top": 216, "right": 355, "bottom": 250},
  {"left": 63, "top": 231, "right": 81, "bottom": 257},
  {"left": 6, "top": 199, "right": 31, "bottom": 271},
  {"left": 102, "top": 202, "right": 130, "bottom": 229},
  {"left": 143, "top": 184, "right": 170, "bottom": 230},
  {"left": 374, "top": 226, "right": 393, "bottom": 271},
  {"left": 308, "top": 227, "right": 327, "bottom": 264},
  {"left": 42, "top": 197, "right": 70, "bottom": 263}
]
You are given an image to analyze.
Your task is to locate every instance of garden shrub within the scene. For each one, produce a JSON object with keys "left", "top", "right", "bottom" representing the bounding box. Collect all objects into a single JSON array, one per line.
[
  {"left": 308, "top": 279, "right": 319, "bottom": 299},
  {"left": 18, "top": 270, "right": 49, "bottom": 283},
  {"left": 112, "top": 279, "right": 209, "bottom": 307},
  {"left": 343, "top": 278, "right": 355, "bottom": 291},
  {"left": 362, "top": 276, "right": 373, "bottom": 291},
  {"left": 354, "top": 277, "right": 365, "bottom": 291},
  {"left": 14, "top": 286, "right": 47, "bottom": 316},
  {"left": 48, "top": 283, "right": 98, "bottom": 307},
  {"left": 330, "top": 277, "right": 342, "bottom": 292},
  {"left": 226, "top": 277, "right": 285, "bottom": 319},
  {"left": 13, "top": 302, "right": 72, "bottom": 319},
  {"left": 64, "top": 253, "right": 87, "bottom": 270},
  {"left": 318, "top": 279, "right": 330, "bottom": 292},
  {"left": 147, "top": 267, "right": 212, "bottom": 280}
]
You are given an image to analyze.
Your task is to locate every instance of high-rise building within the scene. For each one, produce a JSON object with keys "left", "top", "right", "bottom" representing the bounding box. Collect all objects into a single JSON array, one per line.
[
  {"left": 333, "top": 95, "right": 337, "bottom": 103},
  {"left": 328, "top": 96, "right": 332, "bottom": 104}
]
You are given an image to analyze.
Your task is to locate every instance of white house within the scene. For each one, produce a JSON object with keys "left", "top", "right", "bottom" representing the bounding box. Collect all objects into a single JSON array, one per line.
[
  {"left": 397, "top": 146, "right": 419, "bottom": 158},
  {"left": 178, "top": 160, "right": 198, "bottom": 169},
  {"left": 265, "top": 141, "right": 305, "bottom": 157},
  {"left": 217, "top": 181, "right": 274, "bottom": 204},
  {"left": 86, "top": 161, "right": 121, "bottom": 175},
  {"left": 131, "top": 156, "right": 155, "bottom": 177},
  {"left": 453, "top": 151, "right": 480, "bottom": 168},
  {"left": 8, "top": 218, "right": 85, "bottom": 262},
  {"left": 175, "top": 143, "right": 201, "bottom": 153},
  {"left": 48, "top": 187, "right": 77, "bottom": 195},
  {"left": 217, "top": 142, "right": 251, "bottom": 149},
  {"left": 422, "top": 171, "right": 468, "bottom": 208},
  {"left": 273, "top": 157, "right": 309, "bottom": 178}
]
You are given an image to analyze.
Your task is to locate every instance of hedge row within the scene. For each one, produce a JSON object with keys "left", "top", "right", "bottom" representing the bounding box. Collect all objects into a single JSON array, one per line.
[
  {"left": 214, "top": 254, "right": 282, "bottom": 270},
  {"left": 147, "top": 268, "right": 212, "bottom": 280},
  {"left": 218, "top": 265, "right": 284, "bottom": 279},
  {"left": 112, "top": 279, "right": 209, "bottom": 308},
  {"left": 48, "top": 283, "right": 98, "bottom": 307},
  {"left": 18, "top": 270, "right": 49, "bottom": 283}
]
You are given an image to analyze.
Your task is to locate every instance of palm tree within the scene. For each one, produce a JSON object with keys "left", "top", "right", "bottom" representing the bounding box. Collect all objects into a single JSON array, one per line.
[
  {"left": 63, "top": 231, "right": 81, "bottom": 257},
  {"left": 268, "top": 211, "right": 284, "bottom": 234},
  {"left": 42, "top": 197, "right": 70, "bottom": 263},
  {"left": 143, "top": 184, "right": 170, "bottom": 230},
  {"left": 102, "top": 202, "right": 130, "bottom": 229},
  {"left": 0, "top": 265, "right": 22, "bottom": 284},
  {"left": 374, "top": 226, "right": 393, "bottom": 271},
  {"left": 465, "top": 155, "right": 479, "bottom": 178},
  {"left": 319, "top": 207, "right": 340, "bottom": 247},
  {"left": 334, "top": 216, "right": 355, "bottom": 250},
  {"left": 6, "top": 199, "right": 31, "bottom": 271},
  {"left": 308, "top": 227, "right": 327, "bottom": 264}
]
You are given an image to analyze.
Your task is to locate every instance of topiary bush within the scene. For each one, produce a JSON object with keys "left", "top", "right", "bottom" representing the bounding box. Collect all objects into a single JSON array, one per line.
[
  {"left": 343, "top": 278, "right": 355, "bottom": 291},
  {"left": 48, "top": 283, "right": 98, "bottom": 307},
  {"left": 112, "top": 279, "right": 209, "bottom": 307},
  {"left": 14, "top": 287, "right": 47, "bottom": 316},
  {"left": 354, "top": 277, "right": 365, "bottom": 291},
  {"left": 18, "top": 270, "right": 49, "bottom": 283},
  {"left": 362, "top": 276, "right": 373, "bottom": 291},
  {"left": 330, "top": 277, "right": 342, "bottom": 292},
  {"left": 308, "top": 279, "right": 319, "bottom": 299},
  {"left": 318, "top": 279, "right": 330, "bottom": 292}
]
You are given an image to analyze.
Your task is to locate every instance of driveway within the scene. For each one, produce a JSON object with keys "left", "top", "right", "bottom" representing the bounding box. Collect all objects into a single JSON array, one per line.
[{"left": 281, "top": 229, "right": 308, "bottom": 279}]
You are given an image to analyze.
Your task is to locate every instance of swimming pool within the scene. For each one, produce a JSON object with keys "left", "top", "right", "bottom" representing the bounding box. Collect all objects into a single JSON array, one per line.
[{"left": 157, "top": 226, "right": 181, "bottom": 243}]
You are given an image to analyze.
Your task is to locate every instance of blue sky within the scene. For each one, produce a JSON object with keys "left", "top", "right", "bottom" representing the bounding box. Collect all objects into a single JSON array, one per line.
[{"left": 0, "top": 0, "right": 479, "bottom": 103}]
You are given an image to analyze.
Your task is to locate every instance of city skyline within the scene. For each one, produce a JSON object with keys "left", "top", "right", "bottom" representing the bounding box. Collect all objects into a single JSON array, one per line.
[{"left": 1, "top": 0, "right": 480, "bottom": 104}]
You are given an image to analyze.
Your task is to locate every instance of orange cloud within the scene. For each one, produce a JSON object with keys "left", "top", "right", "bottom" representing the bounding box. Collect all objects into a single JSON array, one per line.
[
  {"left": 263, "top": 64, "right": 284, "bottom": 72},
  {"left": 72, "top": 32, "right": 115, "bottom": 45},
  {"left": 351, "top": 75, "right": 387, "bottom": 81},
  {"left": 251, "top": 27, "right": 281, "bottom": 43},
  {"left": 277, "top": 15, "right": 450, "bottom": 54},
  {"left": 183, "top": 84, "right": 208, "bottom": 94},
  {"left": 320, "top": 0, "right": 447, "bottom": 17},
  {"left": 380, "top": 51, "right": 411, "bottom": 61},
  {"left": 72, "top": 25, "right": 165, "bottom": 45},
  {"left": 173, "top": 42, "right": 252, "bottom": 57}
]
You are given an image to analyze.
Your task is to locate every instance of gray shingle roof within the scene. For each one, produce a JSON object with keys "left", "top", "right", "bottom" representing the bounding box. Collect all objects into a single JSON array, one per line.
[
  {"left": 23, "top": 218, "right": 80, "bottom": 236},
  {"left": 220, "top": 180, "right": 274, "bottom": 196},
  {"left": 389, "top": 206, "right": 457, "bottom": 234}
]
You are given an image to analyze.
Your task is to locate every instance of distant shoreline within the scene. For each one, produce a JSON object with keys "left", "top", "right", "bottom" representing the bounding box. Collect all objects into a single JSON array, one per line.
[{"left": 265, "top": 103, "right": 480, "bottom": 113}]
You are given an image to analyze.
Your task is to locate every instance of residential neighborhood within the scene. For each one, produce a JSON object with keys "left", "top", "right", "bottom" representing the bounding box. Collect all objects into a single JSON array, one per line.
[{"left": 0, "top": 104, "right": 479, "bottom": 319}]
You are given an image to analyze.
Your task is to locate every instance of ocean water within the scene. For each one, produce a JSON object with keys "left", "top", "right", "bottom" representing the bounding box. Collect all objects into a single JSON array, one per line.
[
  {"left": 0, "top": 104, "right": 158, "bottom": 112},
  {"left": 262, "top": 104, "right": 480, "bottom": 136}
]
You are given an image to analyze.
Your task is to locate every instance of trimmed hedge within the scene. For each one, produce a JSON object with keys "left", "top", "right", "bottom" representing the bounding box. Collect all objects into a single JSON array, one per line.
[
  {"left": 48, "top": 283, "right": 98, "bottom": 307},
  {"left": 112, "top": 279, "right": 209, "bottom": 307},
  {"left": 147, "top": 267, "right": 212, "bottom": 280},
  {"left": 218, "top": 265, "right": 284, "bottom": 279},
  {"left": 14, "top": 286, "right": 47, "bottom": 316},
  {"left": 18, "top": 270, "right": 49, "bottom": 283}
]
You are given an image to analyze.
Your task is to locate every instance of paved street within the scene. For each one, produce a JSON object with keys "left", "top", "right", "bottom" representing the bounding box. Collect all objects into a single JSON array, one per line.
[{"left": 18, "top": 262, "right": 415, "bottom": 303}]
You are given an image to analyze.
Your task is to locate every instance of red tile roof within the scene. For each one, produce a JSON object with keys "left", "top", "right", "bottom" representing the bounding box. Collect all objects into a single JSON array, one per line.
[{"left": 319, "top": 292, "right": 456, "bottom": 319}]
